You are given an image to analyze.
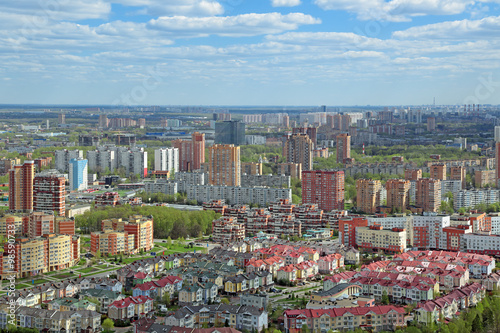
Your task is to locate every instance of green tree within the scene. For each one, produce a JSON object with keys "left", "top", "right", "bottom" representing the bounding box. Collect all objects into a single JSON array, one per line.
[
  {"left": 381, "top": 290, "right": 389, "bottom": 305},
  {"left": 300, "top": 324, "right": 309, "bottom": 333},
  {"left": 102, "top": 318, "right": 114, "bottom": 332},
  {"left": 162, "top": 292, "right": 170, "bottom": 306},
  {"left": 96, "top": 250, "right": 101, "bottom": 259}
]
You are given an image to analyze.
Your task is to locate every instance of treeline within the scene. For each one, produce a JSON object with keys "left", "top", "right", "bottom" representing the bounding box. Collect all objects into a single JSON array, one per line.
[{"left": 75, "top": 205, "right": 220, "bottom": 239}]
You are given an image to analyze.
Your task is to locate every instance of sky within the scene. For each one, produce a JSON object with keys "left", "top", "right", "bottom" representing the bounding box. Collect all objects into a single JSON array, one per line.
[{"left": 1, "top": 0, "right": 500, "bottom": 106}]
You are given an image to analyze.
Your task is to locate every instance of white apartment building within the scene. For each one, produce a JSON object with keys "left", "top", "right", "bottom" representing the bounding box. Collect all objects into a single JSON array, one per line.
[
  {"left": 454, "top": 189, "right": 500, "bottom": 210},
  {"left": 413, "top": 214, "right": 450, "bottom": 249},
  {"left": 87, "top": 149, "right": 117, "bottom": 173},
  {"left": 87, "top": 146, "right": 147, "bottom": 177},
  {"left": 464, "top": 233, "right": 500, "bottom": 257},
  {"left": 241, "top": 174, "right": 291, "bottom": 188},
  {"left": 55, "top": 149, "right": 83, "bottom": 172},
  {"left": 144, "top": 180, "right": 178, "bottom": 196},
  {"left": 154, "top": 148, "right": 179, "bottom": 173},
  {"left": 441, "top": 180, "right": 462, "bottom": 199},
  {"left": 187, "top": 185, "right": 291, "bottom": 206}
]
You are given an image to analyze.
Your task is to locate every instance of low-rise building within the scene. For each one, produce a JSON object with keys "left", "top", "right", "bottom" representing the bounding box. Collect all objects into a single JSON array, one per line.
[
  {"left": 284, "top": 306, "right": 406, "bottom": 333},
  {"left": 108, "top": 295, "right": 154, "bottom": 320},
  {"left": 0, "top": 306, "right": 101, "bottom": 332},
  {"left": 355, "top": 226, "right": 407, "bottom": 254}
]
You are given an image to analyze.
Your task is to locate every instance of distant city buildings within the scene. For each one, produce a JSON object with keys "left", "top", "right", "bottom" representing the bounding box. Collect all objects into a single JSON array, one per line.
[
  {"left": 215, "top": 120, "right": 245, "bottom": 145},
  {"left": 55, "top": 149, "right": 83, "bottom": 173}
]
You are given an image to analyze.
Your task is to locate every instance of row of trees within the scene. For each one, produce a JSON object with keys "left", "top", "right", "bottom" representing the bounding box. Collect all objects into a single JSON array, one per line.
[{"left": 75, "top": 205, "right": 220, "bottom": 239}]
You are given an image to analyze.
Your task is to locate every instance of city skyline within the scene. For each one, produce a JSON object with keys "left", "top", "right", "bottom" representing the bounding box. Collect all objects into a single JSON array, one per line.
[{"left": 1, "top": 1, "right": 500, "bottom": 106}]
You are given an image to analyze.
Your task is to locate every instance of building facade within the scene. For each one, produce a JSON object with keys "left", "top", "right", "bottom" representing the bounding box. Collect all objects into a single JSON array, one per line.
[
  {"left": 69, "top": 158, "right": 88, "bottom": 191},
  {"left": 9, "top": 161, "right": 34, "bottom": 212},
  {"left": 283, "top": 134, "right": 313, "bottom": 171},
  {"left": 33, "top": 170, "right": 66, "bottom": 216},
  {"left": 208, "top": 144, "right": 241, "bottom": 186},
  {"left": 302, "top": 170, "right": 345, "bottom": 211}
]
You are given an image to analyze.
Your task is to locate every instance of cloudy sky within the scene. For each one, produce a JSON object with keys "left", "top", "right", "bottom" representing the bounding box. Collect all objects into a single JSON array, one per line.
[{"left": 1, "top": 0, "right": 500, "bottom": 106}]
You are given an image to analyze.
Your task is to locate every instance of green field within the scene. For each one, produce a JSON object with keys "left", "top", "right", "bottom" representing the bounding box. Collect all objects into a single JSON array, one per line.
[{"left": 76, "top": 267, "right": 99, "bottom": 274}]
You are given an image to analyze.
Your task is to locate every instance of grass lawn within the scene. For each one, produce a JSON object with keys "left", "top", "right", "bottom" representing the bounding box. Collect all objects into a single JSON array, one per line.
[
  {"left": 15, "top": 283, "right": 32, "bottom": 290},
  {"left": 32, "top": 279, "right": 50, "bottom": 286},
  {"left": 82, "top": 267, "right": 117, "bottom": 277},
  {"left": 76, "top": 267, "right": 99, "bottom": 274},
  {"left": 275, "top": 286, "right": 286, "bottom": 290},
  {"left": 53, "top": 273, "right": 77, "bottom": 279}
]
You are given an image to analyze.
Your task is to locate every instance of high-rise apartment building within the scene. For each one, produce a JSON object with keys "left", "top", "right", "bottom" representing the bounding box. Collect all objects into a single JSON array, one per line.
[
  {"left": 95, "top": 215, "right": 153, "bottom": 255},
  {"left": 24, "top": 211, "right": 54, "bottom": 238},
  {"left": 413, "top": 214, "right": 450, "bottom": 249},
  {"left": 0, "top": 158, "right": 20, "bottom": 175},
  {"left": 9, "top": 161, "right": 34, "bottom": 212},
  {"left": 283, "top": 134, "right": 313, "bottom": 171},
  {"left": 241, "top": 162, "right": 263, "bottom": 175},
  {"left": 338, "top": 217, "right": 368, "bottom": 248},
  {"left": 0, "top": 215, "right": 22, "bottom": 236},
  {"left": 278, "top": 163, "right": 302, "bottom": 179},
  {"left": 98, "top": 114, "right": 108, "bottom": 128},
  {"left": 215, "top": 121, "right": 246, "bottom": 145},
  {"left": 416, "top": 178, "right": 442, "bottom": 212},
  {"left": 427, "top": 117, "right": 436, "bottom": 131},
  {"left": 69, "top": 158, "right": 88, "bottom": 191},
  {"left": 450, "top": 166, "right": 466, "bottom": 189},
  {"left": 33, "top": 170, "right": 66, "bottom": 216},
  {"left": 386, "top": 179, "right": 410, "bottom": 213},
  {"left": 496, "top": 126, "right": 500, "bottom": 187},
  {"left": 88, "top": 146, "right": 147, "bottom": 177},
  {"left": 430, "top": 164, "right": 446, "bottom": 180},
  {"left": 404, "top": 169, "right": 422, "bottom": 181},
  {"left": 356, "top": 179, "right": 382, "bottom": 214},
  {"left": 172, "top": 132, "right": 205, "bottom": 172},
  {"left": 292, "top": 127, "right": 317, "bottom": 147},
  {"left": 208, "top": 144, "right": 241, "bottom": 186},
  {"left": 336, "top": 134, "right": 351, "bottom": 164},
  {"left": 0, "top": 233, "right": 80, "bottom": 278},
  {"left": 91, "top": 230, "right": 133, "bottom": 256},
  {"left": 154, "top": 148, "right": 179, "bottom": 173},
  {"left": 58, "top": 113, "right": 66, "bottom": 124},
  {"left": 475, "top": 170, "right": 496, "bottom": 188},
  {"left": 125, "top": 215, "right": 154, "bottom": 252},
  {"left": 55, "top": 149, "right": 83, "bottom": 173},
  {"left": 302, "top": 170, "right": 345, "bottom": 211}
]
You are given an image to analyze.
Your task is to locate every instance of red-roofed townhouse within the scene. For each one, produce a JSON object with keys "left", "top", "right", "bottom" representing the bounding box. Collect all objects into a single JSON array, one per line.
[
  {"left": 108, "top": 295, "right": 153, "bottom": 320},
  {"left": 277, "top": 265, "right": 298, "bottom": 283},
  {"left": 285, "top": 252, "right": 304, "bottom": 265},
  {"left": 318, "top": 253, "right": 344, "bottom": 274},
  {"left": 284, "top": 306, "right": 406, "bottom": 333}
]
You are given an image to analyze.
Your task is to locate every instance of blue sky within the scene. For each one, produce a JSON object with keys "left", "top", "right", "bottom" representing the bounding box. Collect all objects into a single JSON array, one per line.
[{"left": 0, "top": 0, "right": 500, "bottom": 106}]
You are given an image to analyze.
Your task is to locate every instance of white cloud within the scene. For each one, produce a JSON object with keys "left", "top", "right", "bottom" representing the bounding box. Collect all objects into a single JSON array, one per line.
[
  {"left": 314, "top": 0, "right": 500, "bottom": 22},
  {"left": 271, "top": 0, "right": 302, "bottom": 7},
  {"left": 0, "top": 0, "right": 111, "bottom": 21},
  {"left": 106, "top": 0, "right": 224, "bottom": 16},
  {"left": 148, "top": 13, "right": 321, "bottom": 37},
  {"left": 393, "top": 15, "right": 500, "bottom": 39}
]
